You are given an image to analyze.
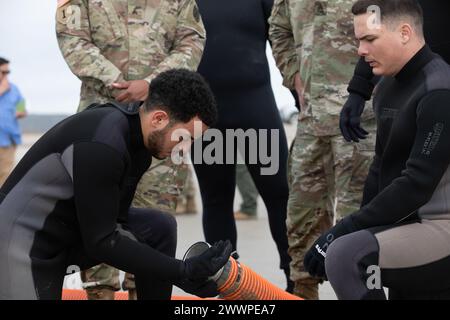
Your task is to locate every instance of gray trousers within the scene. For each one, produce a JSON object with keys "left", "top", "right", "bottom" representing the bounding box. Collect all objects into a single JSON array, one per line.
[{"left": 325, "top": 219, "right": 450, "bottom": 299}]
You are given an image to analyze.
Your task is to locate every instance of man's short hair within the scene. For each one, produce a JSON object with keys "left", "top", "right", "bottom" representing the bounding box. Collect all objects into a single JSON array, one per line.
[
  {"left": 145, "top": 69, "right": 218, "bottom": 127},
  {"left": 0, "top": 57, "right": 10, "bottom": 66},
  {"left": 352, "top": 0, "right": 424, "bottom": 36}
]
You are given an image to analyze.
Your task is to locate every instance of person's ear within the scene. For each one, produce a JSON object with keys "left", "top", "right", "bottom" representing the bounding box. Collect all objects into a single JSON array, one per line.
[
  {"left": 400, "top": 23, "right": 412, "bottom": 44},
  {"left": 150, "top": 110, "right": 170, "bottom": 129}
]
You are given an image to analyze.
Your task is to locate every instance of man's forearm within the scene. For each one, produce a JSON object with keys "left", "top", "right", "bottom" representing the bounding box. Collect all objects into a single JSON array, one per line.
[{"left": 268, "top": 0, "right": 299, "bottom": 89}]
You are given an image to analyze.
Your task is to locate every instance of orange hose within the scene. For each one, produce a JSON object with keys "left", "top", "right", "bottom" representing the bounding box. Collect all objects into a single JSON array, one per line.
[
  {"left": 62, "top": 257, "right": 303, "bottom": 300},
  {"left": 61, "top": 289, "right": 218, "bottom": 300},
  {"left": 62, "top": 289, "right": 125, "bottom": 300},
  {"left": 218, "top": 257, "right": 303, "bottom": 300}
]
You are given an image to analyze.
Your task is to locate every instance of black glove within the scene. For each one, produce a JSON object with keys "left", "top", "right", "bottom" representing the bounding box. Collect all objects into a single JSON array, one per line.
[
  {"left": 339, "top": 93, "right": 368, "bottom": 142},
  {"left": 181, "top": 240, "right": 233, "bottom": 280},
  {"left": 303, "top": 216, "right": 357, "bottom": 279},
  {"left": 175, "top": 278, "right": 219, "bottom": 298},
  {"left": 175, "top": 240, "right": 232, "bottom": 298}
]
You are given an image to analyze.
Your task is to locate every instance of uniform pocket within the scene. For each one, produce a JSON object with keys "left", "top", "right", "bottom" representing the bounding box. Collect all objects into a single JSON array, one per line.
[
  {"left": 88, "top": 0, "right": 126, "bottom": 45},
  {"left": 145, "top": 0, "right": 177, "bottom": 54}
]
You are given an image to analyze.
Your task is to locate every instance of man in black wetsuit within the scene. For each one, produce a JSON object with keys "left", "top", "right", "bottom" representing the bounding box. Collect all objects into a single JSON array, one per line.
[
  {"left": 303, "top": 0, "right": 450, "bottom": 299},
  {"left": 340, "top": 0, "right": 450, "bottom": 143},
  {"left": 0, "top": 69, "right": 233, "bottom": 300},
  {"left": 193, "top": 0, "right": 293, "bottom": 293}
]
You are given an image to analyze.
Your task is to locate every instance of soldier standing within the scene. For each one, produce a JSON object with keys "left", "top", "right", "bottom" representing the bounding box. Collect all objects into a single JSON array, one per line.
[
  {"left": 175, "top": 165, "right": 198, "bottom": 214},
  {"left": 269, "top": 0, "right": 376, "bottom": 299},
  {"left": 56, "top": 0, "right": 205, "bottom": 299}
]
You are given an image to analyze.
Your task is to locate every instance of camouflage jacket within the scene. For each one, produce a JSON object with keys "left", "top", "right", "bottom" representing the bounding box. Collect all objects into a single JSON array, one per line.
[
  {"left": 269, "top": 0, "right": 374, "bottom": 136},
  {"left": 56, "top": 0, "right": 206, "bottom": 111}
]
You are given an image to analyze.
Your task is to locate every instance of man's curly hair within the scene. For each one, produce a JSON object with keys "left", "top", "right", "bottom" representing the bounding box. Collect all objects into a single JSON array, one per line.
[{"left": 144, "top": 69, "right": 218, "bottom": 127}]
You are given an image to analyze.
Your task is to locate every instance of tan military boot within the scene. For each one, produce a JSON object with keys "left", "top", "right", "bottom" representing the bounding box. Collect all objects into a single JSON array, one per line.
[
  {"left": 175, "top": 200, "right": 187, "bottom": 214},
  {"left": 185, "top": 195, "right": 197, "bottom": 214},
  {"left": 293, "top": 280, "right": 319, "bottom": 300},
  {"left": 176, "top": 196, "right": 197, "bottom": 214},
  {"left": 234, "top": 211, "right": 256, "bottom": 220},
  {"left": 85, "top": 287, "right": 116, "bottom": 300},
  {"left": 128, "top": 289, "right": 137, "bottom": 300}
]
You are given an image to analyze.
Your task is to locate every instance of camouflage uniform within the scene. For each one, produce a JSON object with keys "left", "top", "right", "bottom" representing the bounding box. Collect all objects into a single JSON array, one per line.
[
  {"left": 175, "top": 164, "right": 198, "bottom": 214},
  {"left": 56, "top": 0, "right": 205, "bottom": 299},
  {"left": 269, "top": 0, "right": 376, "bottom": 299},
  {"left": 235, "top": 164, "right": 258, "bottom": 217}
]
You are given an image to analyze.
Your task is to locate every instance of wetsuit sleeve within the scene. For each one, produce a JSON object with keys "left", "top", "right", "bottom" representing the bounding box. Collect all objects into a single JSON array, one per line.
[
  {"left": 418, "top": 0, "right": 450, "bottom": 65},
  {"left": 72, "top": 141, "right": 183, "bottom": 280},
  {"left": 262, "top": 0, "right": 274, "bottom": 21},
  {"left": 347, "top": 57, "right": 379, "bottom": 100},
  {"left": 262, "top": 0, "right": 274, "bottom": 36},
  {"left": 268, "top": 0, "right": 299, "bottom": 90},
  {"left": 360, "top": 135, "right": 382, "bottom": 207},
  {"left": 351, "top": 90, "right": 450, "bottom": 229}
]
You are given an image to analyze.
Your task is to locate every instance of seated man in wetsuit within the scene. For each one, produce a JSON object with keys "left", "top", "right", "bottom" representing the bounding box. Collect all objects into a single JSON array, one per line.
[
  {"left": 0, "top": 69, "right": 232, "bottom": 300},
  {"left": 340, "top": 0, "right": 450, "bottom": 143},
  {"left": 303, "top": 0, "right": 450, "bottom": 299}
]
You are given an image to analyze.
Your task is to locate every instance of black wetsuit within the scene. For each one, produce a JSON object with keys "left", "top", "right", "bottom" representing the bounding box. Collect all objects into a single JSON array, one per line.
[
  {"left": 326, "top": 46, "right": 450, "bottom": 299},
  {"left": 419, "top": 0, "right": 450, "bottom": 64},
  {"left": 0, "top": 103, "right": 180, "bottom": 299},
  {"left": 194, "top": 0, "right": 291, "bottom": 270},
  {"left": 349, "top": 0, "right": 450, "bottom": 99}
]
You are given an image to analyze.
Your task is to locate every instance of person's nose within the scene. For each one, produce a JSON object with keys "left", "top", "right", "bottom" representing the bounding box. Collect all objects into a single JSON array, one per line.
[{"left": 358, "top": 42, "right": 369, "bottom": 57}]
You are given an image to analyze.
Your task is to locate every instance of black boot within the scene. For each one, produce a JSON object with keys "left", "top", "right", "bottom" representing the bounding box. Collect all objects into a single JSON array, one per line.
[{"left": 283, "top": 267, "right": 295, "bottom": 293}]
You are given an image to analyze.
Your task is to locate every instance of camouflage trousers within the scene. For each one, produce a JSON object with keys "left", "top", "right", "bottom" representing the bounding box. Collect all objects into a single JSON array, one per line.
[
  {"left": 287, "top": 119, "right": 376, "bottom": 292},
  {"left": 175, "top": 164, "right": 198, "bottom": 213},
  {"left": 80, "top": 157, "right": 188, "bottom": 294},
  {"left": 0, "top": 145, "right": 16, "bottom": 187},
  {"left": 235, "top": 164, "right": 259, "bottom": 216}
]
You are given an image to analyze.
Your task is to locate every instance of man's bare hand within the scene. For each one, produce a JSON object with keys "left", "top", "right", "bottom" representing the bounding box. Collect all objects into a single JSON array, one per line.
[
  {"left": 112, "top": 80, "right": 149, "bottom": 103},
  {"left": 294, "top": 73, "right": 305, "bottom": 110},
  {"left": 16, "top": 111, "right": 27, "bottom": 119}
]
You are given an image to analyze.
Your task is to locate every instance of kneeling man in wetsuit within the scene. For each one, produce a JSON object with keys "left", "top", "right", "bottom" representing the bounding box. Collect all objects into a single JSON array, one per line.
[
  {"left": 0, "top": 69, "right": 232, "bottom": 300},
  {"left": 304, "top": 0, "right": 450, "bottom": 299}
]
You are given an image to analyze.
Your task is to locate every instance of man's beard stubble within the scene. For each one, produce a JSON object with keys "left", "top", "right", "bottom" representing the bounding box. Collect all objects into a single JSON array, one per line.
[{"left": 147, "top": 128, "right": 167, "bottom": 160}]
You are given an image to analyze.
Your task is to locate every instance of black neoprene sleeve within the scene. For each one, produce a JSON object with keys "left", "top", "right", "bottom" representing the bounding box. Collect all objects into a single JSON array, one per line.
[
  {"left": 347, "top": 57, "right": 377, "bottom": 100},
  {"left": 351, "top": 90, "right": 450, "bottom": 228},
  {"left": 72, "top": 141, "right": 183, "bottom": 280}
]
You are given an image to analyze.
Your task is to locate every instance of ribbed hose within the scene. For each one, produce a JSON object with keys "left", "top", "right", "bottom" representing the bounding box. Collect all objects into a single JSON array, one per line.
[
  {"left": 62, "top": 288, "right": 121, "bottom": 300},
  {"left": 61, "top": 289, "right": 216, "bottom": 300},
  {"left": 216, "top": 257, "right": 303, "bottom": 300}
]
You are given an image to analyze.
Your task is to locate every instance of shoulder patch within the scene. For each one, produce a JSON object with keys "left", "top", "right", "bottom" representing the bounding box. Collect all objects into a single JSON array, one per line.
[{"left": 314, "top": 1, "right": 327, "bottom": 16}]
